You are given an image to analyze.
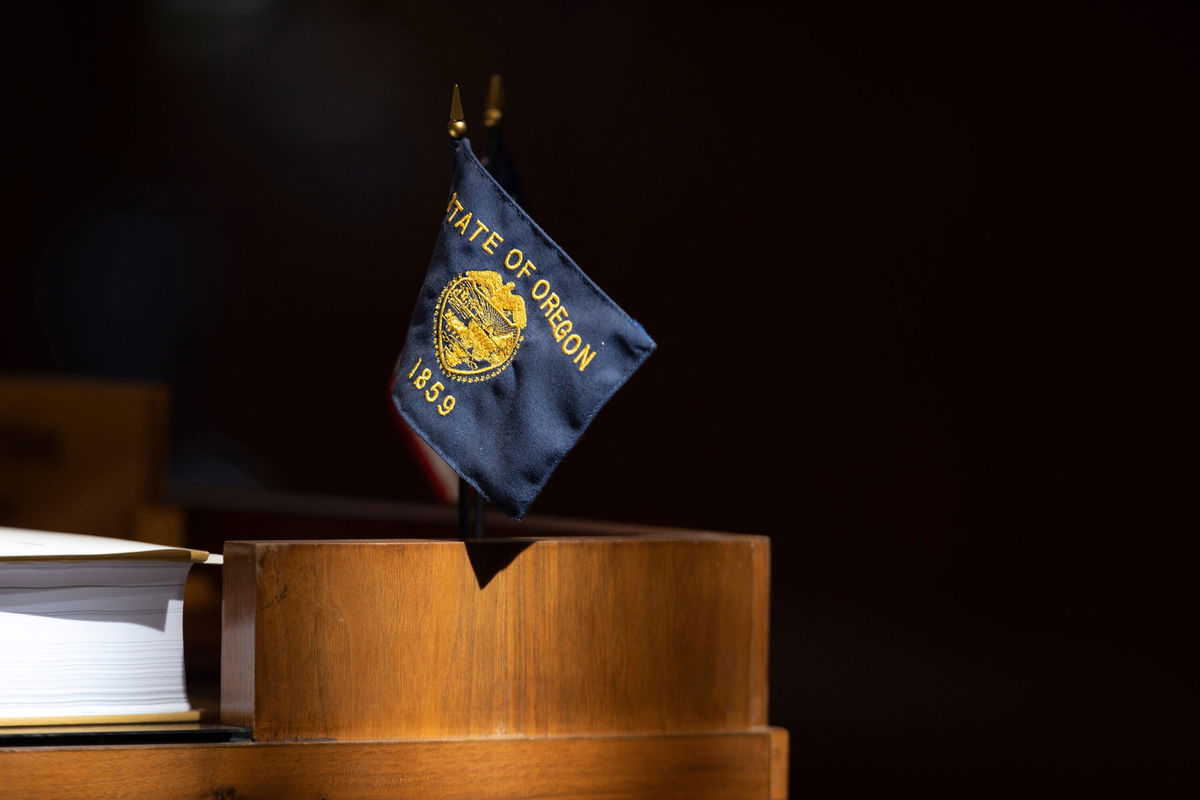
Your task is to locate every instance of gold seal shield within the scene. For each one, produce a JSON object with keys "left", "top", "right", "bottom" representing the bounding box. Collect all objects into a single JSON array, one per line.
[{"left": 434, "top": 270, "right": 528, "bottom": 382}]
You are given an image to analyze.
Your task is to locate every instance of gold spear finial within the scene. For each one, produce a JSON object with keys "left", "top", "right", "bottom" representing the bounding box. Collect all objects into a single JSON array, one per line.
[
  {"left": 448, "top": 84, "right": 467, "bottom": 139},
  {"left": 484, "top": 74, "right": 504, "bottom": 128}
]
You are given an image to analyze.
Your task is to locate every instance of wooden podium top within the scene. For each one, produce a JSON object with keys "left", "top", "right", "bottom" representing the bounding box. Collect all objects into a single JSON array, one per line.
[{"left": 222, "top": 534, "right": 770, "bottom": 741}]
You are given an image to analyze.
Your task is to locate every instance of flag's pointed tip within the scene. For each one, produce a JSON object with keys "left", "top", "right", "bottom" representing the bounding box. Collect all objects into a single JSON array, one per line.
[
  {"left": 484, "top": 74, "right": 504, "bottom": 127},
  {"left": 448, "top": 84, "right": 467, "bottom": 139}
]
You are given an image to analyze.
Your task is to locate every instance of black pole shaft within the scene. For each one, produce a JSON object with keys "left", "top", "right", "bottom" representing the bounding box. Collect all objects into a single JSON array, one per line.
[{"left": 459, "top": 478, "right": 485, "bottom": 539}]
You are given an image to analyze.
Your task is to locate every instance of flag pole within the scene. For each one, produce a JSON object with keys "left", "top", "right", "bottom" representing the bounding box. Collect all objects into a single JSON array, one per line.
[
  {"left": 447, "top": 84, "right": 486, "bottom": 540},
  {"left": 447, "top": 83, "right": 467, "bottom": 140},
  {"left": 460, "top": 482, "right": 485, "bottom": 540},
  {"left": 480, "top": 74, "right": 526, "bottom": 207},
  {"left": 484, "top": 73, "right": 503, "bottom": 128}
]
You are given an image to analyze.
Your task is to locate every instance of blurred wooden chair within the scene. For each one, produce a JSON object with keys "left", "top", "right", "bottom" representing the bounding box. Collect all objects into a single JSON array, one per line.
[{"left": 0, "top": 375, "right": 183, "bottom": 546}]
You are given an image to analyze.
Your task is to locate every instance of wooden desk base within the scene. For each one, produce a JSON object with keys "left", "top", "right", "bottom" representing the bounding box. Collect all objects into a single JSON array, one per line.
[{"left": 0, "top": 728, "right": 787, "bottom": 799}]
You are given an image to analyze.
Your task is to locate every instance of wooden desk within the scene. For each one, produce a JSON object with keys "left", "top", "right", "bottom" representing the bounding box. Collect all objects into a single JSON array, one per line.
[
  {"left": 2, "top": 533, "right": 789, "bottom": 798},
  {"left": 1, "top": 729, "right": 787, "bottom": 799}
]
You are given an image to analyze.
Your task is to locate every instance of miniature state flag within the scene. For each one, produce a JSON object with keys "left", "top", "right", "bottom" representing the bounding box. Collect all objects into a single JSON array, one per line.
[{"left": 390, "top": 138, "right": 655, "bottom": 520}]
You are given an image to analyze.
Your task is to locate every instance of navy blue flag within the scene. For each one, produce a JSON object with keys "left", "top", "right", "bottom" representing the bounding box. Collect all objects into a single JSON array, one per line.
[{"left": 390, "top": 138, "right": 655, "bottom": 519}]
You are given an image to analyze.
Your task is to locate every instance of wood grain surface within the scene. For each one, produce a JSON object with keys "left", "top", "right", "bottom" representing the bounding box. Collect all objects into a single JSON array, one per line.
[
  {"left": 0, "top": 730, "right": 779, "bottom": 800},
  {"left": 221, "top": 535, "right": 769, "bottom": 740}
]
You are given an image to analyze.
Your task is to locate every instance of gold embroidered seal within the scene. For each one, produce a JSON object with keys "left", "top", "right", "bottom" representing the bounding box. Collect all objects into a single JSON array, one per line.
[{"left": 434, "top": 270, "right": 527, "bottom": 382}]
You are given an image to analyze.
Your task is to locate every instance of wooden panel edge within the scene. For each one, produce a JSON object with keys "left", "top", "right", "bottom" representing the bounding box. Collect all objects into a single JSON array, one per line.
[
  {"left": 768, "top": 726, "right": 789, "bottom": 800},
  {"left": 219, "top": 542, "right": 257, "bottom": 728},
  {"left": 749, "top": 537, "right": 771, "bottom": 725}
]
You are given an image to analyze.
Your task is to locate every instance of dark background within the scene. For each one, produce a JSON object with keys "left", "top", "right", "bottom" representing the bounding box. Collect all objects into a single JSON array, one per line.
[{"left": 4, "top": 0, "right": 1195, "bottom": 790}]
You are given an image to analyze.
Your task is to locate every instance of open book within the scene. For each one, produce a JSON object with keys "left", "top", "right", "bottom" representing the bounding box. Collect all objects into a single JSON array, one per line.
[{"left": 0, "top": 527, "right": 219, "bottom": 726}]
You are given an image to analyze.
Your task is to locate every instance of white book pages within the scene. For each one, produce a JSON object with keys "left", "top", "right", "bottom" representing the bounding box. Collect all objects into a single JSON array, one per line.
[{"left": 0, "top": 560, "right": 194, "bottom": 721}]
